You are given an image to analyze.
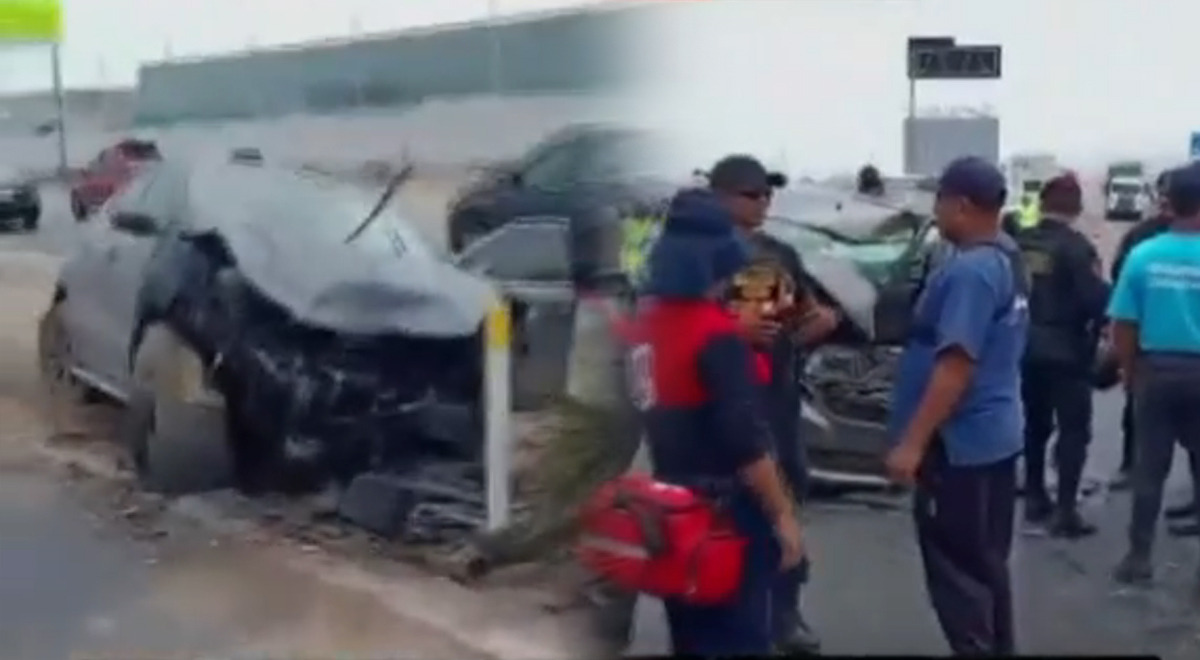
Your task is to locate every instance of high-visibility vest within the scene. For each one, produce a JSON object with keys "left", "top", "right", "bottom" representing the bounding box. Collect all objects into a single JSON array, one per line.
[
  {"left": 620, "top": 215, "right": 662, "bottom": 288},
  {"left": 1018, "top": 194, "right": 1040, "bottom": 229}
]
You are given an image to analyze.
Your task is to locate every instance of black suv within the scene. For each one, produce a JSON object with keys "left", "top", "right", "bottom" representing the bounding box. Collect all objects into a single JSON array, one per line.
[{"left": 445, "top": 124, "right": 668, "bottom": 253}]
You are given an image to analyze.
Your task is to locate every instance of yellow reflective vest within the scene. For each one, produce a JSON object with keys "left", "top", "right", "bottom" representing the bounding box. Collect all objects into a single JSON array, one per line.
[
  {"left": 1018, "top": 194, "right": 1041, "bottom": 229},
  {"left": 620, "top": 215, "right": 662, "bottom": 289}
]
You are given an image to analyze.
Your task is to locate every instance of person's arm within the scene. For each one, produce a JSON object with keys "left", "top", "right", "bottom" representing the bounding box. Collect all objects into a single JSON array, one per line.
[
  {"left": 1107, "top": 249, "right": 1146, "bottom": 386},
  {"left": 779, "top": 243, "right": 843, "bottom": 344},
  {"left": 1066, "top": 239, "right": 1112, "bottom": 323},
  {"left": 895, "top": 262, "right": 999, "bottom": 453},
  {"left": 696, "top": 334, "right": 794, "bottom": 522}
]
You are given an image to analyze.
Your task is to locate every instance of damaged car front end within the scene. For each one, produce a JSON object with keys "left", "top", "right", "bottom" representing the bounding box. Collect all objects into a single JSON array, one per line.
[
  {"left": 45, "top": 160, "right": 494, "bottom": 495},
  {"left": 764, "top": 185, "right": 939, "bottom": 483}
]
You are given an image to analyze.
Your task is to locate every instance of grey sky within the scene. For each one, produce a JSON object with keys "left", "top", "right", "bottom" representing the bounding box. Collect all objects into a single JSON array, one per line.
[
  {"left": 637, "top": 0, "right": 1198, "bottom": 173},
  {"left": 0, "top": 0, "right": 588, "bottom": 91}
]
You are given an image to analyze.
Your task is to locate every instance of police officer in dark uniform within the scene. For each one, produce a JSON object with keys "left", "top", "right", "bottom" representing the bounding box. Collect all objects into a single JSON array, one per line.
[
  {"left": 1109, "top": 169, "right": 1175, "bottom": 491},
  {"left": 1016, "top": 172, "right": 1111, "bottom": 538},
  {"left": 706, "top": 154, "right": 843, "bottom": 655}
]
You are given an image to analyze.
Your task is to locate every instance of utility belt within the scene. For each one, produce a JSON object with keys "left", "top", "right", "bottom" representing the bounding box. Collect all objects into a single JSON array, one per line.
[{"left": 1024, "top": 322, "right": 1096, "bottom": 369}]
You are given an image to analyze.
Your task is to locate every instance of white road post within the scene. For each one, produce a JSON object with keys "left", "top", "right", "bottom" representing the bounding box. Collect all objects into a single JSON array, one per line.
[{"left": 484, "top": 296, "right": 513, "bottom": 532}]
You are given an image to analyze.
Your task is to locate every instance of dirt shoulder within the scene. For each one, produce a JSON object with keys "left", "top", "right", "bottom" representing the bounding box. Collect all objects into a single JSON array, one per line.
[{"left": 0, "top": 250, "right": 605, "bottom": 660}]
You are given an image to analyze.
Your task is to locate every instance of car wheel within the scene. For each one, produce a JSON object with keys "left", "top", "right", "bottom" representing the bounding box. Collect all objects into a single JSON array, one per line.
[
  {"left": 122, "top": 323, "right": 234, "bottom": 495},
  {"left": 70, "top": 194, "right": 87, "bottom": 221}
]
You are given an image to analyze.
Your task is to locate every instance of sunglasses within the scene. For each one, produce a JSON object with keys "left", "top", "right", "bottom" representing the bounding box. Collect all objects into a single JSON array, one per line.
[{"left": 738, "top": 189, "right": 773, "bottom": 201}]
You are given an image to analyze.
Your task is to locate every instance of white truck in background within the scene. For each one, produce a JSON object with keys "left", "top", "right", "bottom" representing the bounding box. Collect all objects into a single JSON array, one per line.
[
  {"left": 1103, "top": 160, "right": 1151, "bottom": 221},
  {"left": 1006, "top": 153, "right": 1059, "bottom": 200}
]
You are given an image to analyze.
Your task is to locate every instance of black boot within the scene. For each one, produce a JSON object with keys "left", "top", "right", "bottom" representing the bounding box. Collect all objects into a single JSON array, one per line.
[
  {"left": 1023, "top": 492, "right": 1054, "bottom": 525},
  {"left": 1049, "top": 509, "right": 1097, "bottom": 539},
  {"left": 774, "top": 611, "right": 821, "bottom": 655},
  {"left": 1168, "top": 521, "right": 1200, "bottom": 537},
  {"left": 1109, "top": 466, "right": 1132, "bottom": 491},
  {"left": 1113, "top": 551, "right": 1154, "bottom": 586},
  {"left": 1165, "top": 501, "right": 1197, "bottom": 520}
]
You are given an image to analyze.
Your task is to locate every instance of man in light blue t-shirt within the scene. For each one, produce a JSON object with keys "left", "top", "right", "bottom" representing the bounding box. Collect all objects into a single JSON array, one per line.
[{"left": 1108, "top": 161, "right": 1200, "bottom": 587}]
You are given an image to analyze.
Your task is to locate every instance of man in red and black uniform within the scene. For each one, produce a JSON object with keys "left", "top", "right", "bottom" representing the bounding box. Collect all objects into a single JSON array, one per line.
[
  {"left": 707, "top": 155, "right": 843, "bottom": 654},
  {"left": 633, "top": 187, "right": 804, "bottom": 654}
]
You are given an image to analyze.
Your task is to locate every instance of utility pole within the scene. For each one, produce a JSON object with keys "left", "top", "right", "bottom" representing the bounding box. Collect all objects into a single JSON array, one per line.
[
  {"left": 486, "top": 0, "right": 502, "bottom": 94},
  {"left": 50, "top": 43, "right": 67, "bottom": 175}
]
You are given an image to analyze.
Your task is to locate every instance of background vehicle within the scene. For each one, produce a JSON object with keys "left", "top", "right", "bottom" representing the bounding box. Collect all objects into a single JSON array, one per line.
[
  {"left": 69, "top": 138, "right": 162, "bottom": 221},
  {"left": 1104, "top": 175, "right": 1152, "bottom": 221},
  {"left": 1105, "top": 159, "right": 1145, "bottom": 189},
  {"left": 445, "top": 124, "right": 671, "bottom": 252},
  {"left": 42, "top": 160, "right": 491, "bottom": 496},
  {"left": 0, "top": 165, "right": 40, "bottom": 231},
  {"left": 1006, "top": 152, "right": 1059, "bottom": 202}
]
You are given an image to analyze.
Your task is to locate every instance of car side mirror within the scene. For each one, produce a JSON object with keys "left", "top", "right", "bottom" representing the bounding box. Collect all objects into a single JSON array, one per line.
[
  {"left": 873, "top": 283, "right": 916, "bottom": 345},
  {"left": 111, "top": 211, "right": 158, "bottom": 235}
]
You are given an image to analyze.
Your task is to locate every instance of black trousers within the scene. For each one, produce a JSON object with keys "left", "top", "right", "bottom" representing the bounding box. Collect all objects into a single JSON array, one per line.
[
  {"left": 1020, "top": 362, "right": 1093, "bottom": 512},
  {"left": 1128, "top": 354, "right": 1200, "bottom": 556},
  {"left": 914, "top": 441, "right": 1017, "bottom": 656}
]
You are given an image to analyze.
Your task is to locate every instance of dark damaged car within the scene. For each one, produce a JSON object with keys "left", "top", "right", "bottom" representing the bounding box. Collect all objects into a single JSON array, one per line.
[
  {"left": 39, "top": 160, "right": 492, "bottom": 495},
  {"left": 764, "top": 184, "right": 944, "bottom": 485}
]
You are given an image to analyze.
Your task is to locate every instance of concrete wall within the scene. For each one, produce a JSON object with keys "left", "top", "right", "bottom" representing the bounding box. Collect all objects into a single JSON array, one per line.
[
  {"left": 903, "top": 115, "right": 1001, "bottom": 176},
  {"left": 134, "top": 5, "right": 636, "bottom": 125}
]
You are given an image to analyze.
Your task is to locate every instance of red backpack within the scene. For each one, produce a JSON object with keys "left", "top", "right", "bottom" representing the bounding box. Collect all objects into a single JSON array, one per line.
[{"left": 576, "top": 473, "right": 747, "bottom": 605}]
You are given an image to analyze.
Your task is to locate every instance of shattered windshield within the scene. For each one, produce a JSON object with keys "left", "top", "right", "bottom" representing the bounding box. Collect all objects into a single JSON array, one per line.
[{"left": 765, "top": 216, "right": 911, "bottom": 284}]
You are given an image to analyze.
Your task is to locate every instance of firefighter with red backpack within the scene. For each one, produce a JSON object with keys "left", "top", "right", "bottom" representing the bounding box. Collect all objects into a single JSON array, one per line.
[{"left": 578, "top": 187, "right": 802, "bottom": 654}]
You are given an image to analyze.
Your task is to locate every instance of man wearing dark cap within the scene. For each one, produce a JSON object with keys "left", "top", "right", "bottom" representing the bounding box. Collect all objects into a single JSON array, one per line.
[
  {"left": 1014, "top": 172, "right": 1110, "bottom": 538},
  {"left": 1109, "top": 161, "right": 1200, "bottom": 586},
  {"left": 886, "top": 156, "right": 1028, "bottom": 655},
  {"left": 1109, "top": 169, "right": 1176, "bottom": 491},
  {"left": 707, "top": 154, "right": 842, "bottom": 655}
]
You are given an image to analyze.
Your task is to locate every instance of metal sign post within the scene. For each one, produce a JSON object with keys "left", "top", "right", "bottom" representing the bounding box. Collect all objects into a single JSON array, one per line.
[
  {"left": 483, "top": 296, "right": 513, "bottom": 532},
  {"left": 0, "top": 1, "right": 65, "bottom": 171},
  {"left": 904, "top": 36, "right": 1003, "bottom": 175}
]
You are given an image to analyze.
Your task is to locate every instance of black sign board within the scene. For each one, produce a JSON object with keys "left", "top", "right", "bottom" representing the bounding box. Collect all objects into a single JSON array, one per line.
[
  {"left": 908, "top": 36, "right": 955, "bottom": 50},
  {"left": 908, "top": 43, "right": 1002, "bottom": 80}
]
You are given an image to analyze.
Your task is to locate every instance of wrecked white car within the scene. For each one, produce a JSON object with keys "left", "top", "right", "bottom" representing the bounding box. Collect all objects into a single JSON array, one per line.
[
  {"left": 39, "top": 159, "right": 493, "bottom": 496},
  {"left": 765, "top": 184, "right": 941, "bottom": 484}
]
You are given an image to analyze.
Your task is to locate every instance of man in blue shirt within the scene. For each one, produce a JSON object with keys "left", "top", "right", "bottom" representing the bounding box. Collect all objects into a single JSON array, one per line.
[
  {"left": 1108, "top": 161, "right": 1200, "bottom": 586},
  {"left": 887, "top": 157, "right": 1029, "bottom": 655}
]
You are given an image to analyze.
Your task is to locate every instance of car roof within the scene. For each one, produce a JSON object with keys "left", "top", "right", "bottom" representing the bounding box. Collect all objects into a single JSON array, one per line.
[{"left": 769, "top": 183, "right": 931, "bottom": 236}]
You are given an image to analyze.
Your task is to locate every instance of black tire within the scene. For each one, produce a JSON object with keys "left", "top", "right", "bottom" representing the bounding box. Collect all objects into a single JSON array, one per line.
[{"left": 123, "top": 324, "right": 234, "bottom": 495}]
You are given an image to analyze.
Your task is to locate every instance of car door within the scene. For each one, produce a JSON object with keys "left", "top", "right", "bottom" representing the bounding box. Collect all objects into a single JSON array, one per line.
[
  {"left": 455, "top": 217, "right": 576, "bottom": 408},
  {"left": 62, "top": 171, "right": 160, "bottom": 389},
  {"left": 90, "top": 169, "right": 177, "bottom": 391}
]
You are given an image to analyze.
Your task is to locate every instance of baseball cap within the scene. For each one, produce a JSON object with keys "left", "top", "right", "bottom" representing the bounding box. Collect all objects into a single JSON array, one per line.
[
  {"left": 937, "top": 156, "right": 1007, "bottom": 212},
  {"left": 1167, "top": 162, "right": 1200, "bottom": 216},
  {"left": 708, "top": 154, "right": 788, "bottom": 194}
]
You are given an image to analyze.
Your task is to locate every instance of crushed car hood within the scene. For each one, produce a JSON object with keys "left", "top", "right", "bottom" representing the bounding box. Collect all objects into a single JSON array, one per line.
[
  {"left": 188, "top": 166, "right": 495, "bottom": 337},
  {"left": 801, "top": 252, "right": 879, "bottom": 338}
]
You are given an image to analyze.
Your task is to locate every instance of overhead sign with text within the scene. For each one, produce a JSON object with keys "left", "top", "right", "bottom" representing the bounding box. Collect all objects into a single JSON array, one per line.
[{"left": 907, "top": 38, "right": 1001, "bottom": 80}]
